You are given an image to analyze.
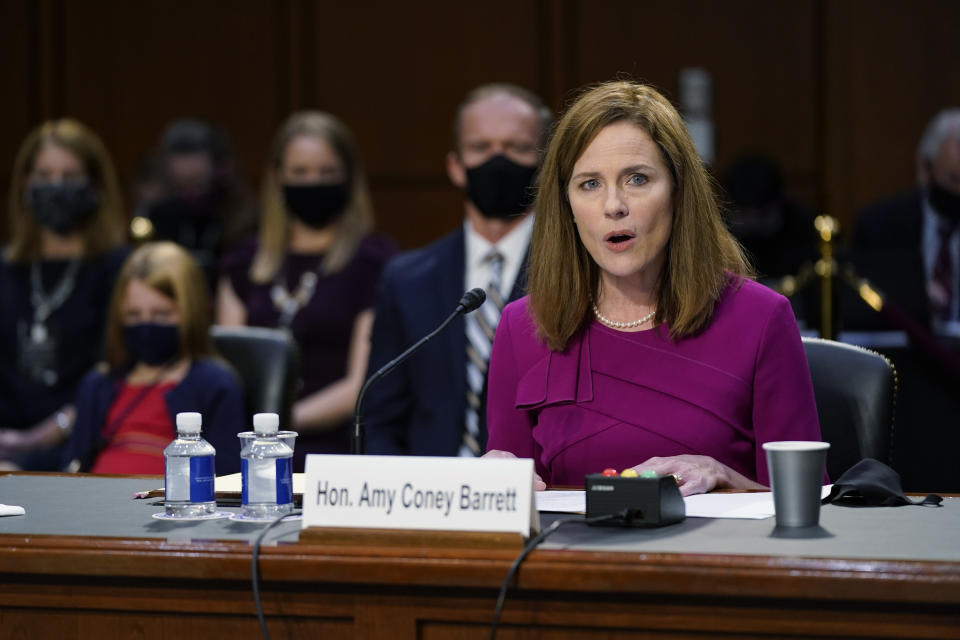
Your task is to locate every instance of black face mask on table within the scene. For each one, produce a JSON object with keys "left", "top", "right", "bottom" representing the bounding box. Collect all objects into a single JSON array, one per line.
[
  {"left": 928, "top": 180, "right": 960, "bottom": 223},
  {"left": 283, "top": 182, "right": 350, "bottom": 229},
  {"left": 464, "top": 154, "right": 538, "bottom": 220},
  {"left": 27, "top": 183, "right": 100, "bottom": 235},
  {"left": 123, "top": 323, "right": 181, "bottom": 366}
]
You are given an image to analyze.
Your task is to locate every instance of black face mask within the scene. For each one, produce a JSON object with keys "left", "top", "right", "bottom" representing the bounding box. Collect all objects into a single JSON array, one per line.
[
  {"left": 928, "top": 180, "right": 960, "bottom": 223},
  {"left": 27, "top": 183, "right": 100, "bottom": 234},
  {"left": 123, "top": 323, "right": 181, "bottom": 366},
  {"left": 464, "top": 154, "right": 538, "bottom": 219},
  {"left": 283, "top": 182, "right": 350, "bottom": 229}
]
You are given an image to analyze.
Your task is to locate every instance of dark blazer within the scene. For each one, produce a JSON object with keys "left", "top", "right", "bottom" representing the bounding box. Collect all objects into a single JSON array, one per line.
[
  {"left": 850, "top": 189, "right": 933, "bottom": 330},
  {"left": 364, "top": 225, "right": 528, "bottom": 456},
  {"left": 64, "top": 358, "right": 245, "bottom": 475}
]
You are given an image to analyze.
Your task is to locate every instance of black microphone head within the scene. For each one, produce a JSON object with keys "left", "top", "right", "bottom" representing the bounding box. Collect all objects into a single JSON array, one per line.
[{"left": 459, "top": 288, "right": 487, "bottom": 313}]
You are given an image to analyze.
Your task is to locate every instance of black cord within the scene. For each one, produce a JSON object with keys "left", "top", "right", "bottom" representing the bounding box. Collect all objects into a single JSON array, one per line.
[
  {"left": 251, "top": 510, "right": 302, "bottom": 640},
  {"left": 489, "top": 512, "right": 625, "bottom": 639}
]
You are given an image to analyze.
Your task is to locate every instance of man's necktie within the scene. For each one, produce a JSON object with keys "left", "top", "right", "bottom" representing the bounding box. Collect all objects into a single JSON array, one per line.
[
  {"left": 931, "top": 219, "right": 957, "bottom": 321},
  {"left": 462, "top": 250, "right": 505, "bottom": 456}
]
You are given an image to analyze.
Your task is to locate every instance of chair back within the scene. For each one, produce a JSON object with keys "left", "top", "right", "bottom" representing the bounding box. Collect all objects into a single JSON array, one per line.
[
  {"left": 801, "top": 337, "right": 896, "bottom": 479},
  {"left": 210, "top": 325, "right": 300, "bottom": 428}
]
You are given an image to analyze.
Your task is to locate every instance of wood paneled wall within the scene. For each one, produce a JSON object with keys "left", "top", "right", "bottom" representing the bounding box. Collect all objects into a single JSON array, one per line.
[{"left": 2, "top": 0, "right": 959, "bottom": 250}]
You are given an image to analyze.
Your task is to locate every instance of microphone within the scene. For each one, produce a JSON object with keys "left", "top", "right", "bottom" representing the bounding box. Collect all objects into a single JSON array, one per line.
[
  {"left": 456, "top": 287, "right": 486, "bottom": 314},
  {"left": 352, "top": 288, "right": 486, "bottom": 454}
]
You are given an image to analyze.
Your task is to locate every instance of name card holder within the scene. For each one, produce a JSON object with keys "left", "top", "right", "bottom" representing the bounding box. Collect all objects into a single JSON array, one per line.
[{"left": 300, "top": 455, "right": 538, "bottom": 549}]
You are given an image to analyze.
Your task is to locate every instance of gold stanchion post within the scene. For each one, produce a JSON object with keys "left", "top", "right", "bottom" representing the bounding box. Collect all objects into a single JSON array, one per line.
[{"left": 814, "top": 215, "right": 840, "bottom": 340}]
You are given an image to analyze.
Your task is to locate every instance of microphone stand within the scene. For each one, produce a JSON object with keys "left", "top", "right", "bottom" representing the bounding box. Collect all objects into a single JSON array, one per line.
[{"left": 352, "top": 289, "right": 486, "bottom": 455}]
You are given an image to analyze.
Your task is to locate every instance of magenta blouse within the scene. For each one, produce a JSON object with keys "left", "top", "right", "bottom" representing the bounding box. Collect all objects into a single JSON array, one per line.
[{"left": 485, "top": 278, "right": 822, "bottom": 487}]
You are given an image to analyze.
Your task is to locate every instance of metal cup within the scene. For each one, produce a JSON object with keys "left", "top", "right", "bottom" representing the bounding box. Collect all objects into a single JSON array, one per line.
[{"left": 763, "top": 441, "right": 830, "bottom": 528}]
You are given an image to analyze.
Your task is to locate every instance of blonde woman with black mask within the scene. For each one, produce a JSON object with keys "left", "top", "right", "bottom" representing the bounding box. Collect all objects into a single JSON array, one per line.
[
  {"left": 0, "top": 119, "right": 128, "bottom": 470},
  {"left": 217, "top": 112, "right": 396, "bottom": 465}
]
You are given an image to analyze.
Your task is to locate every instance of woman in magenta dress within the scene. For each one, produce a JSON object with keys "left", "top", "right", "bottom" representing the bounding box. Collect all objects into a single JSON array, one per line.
[{"left": 485, "top": 82, "right": 822, "bottom": 495}]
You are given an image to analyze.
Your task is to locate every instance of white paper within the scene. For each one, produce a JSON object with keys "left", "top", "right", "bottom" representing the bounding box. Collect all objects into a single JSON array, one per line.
[
  {"left": 215, "top": 472, "right": 306, "bottom": 495},
  {"left": 684, "top": 485, "right": 833, "bottom": 519},
  {"left": 683, "top": 492, "right": 776, "bottom": 519},
  {"left": 536, "top": 491, "right": 586, "bottom": 513},
  {"left": 536, "top": 486, "right": 834, "bottom": 519},
  {"left": 0, "top": 503, "right": 26, "bottom": 517}
]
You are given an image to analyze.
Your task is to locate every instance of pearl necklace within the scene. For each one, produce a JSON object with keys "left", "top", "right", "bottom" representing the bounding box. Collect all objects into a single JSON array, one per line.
[{"left": 591, "top": 302, "right": 656, "bottom": 329}]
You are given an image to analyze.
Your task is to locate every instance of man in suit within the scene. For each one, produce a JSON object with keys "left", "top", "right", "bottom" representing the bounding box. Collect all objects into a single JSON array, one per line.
[
  {"left": 364, "top": 83, "right": 552, "bottom": 456},
  {"left": 852, "top": 109, "right": 960, "bottom": 331}
]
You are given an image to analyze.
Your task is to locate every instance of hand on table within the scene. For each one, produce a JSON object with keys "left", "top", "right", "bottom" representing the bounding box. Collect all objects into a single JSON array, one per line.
[
  {"left": 632, "top": 454, "right": 766, "bottom": 497},
  {"left": 482, "top": 449, "right": 547, "bottom": 491}
]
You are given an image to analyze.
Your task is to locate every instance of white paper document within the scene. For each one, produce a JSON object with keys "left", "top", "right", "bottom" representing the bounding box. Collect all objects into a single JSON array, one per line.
[
  {"left": 215, "top": 472, "right": 306, "bottom": 495},
  {"left": 0, "top": 503, "right": 25, "bottom": 517},
  {"left": 683, "top": 485, "right": 833, "bottom": 519},
  {"left": 682, "top": 492, "right": 778, "bottom": 519},
  {"left": 536, "top": 486, "right": 833, "bottom": 520},
  {"left": 536, "top": 491, "right": 586, "bottom": 513}
]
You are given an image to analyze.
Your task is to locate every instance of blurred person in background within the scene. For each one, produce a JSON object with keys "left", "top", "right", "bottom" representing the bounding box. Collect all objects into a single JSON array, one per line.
[
  {"left": 722, "top": 153, "right": 816, "bottom": 281},
  {"left": 0, "top": 119, "right": 128, "bottom": 470},
  {"left": 364, "top": 83, "right": 552, "bottom": 458},
  {"left": 853, "top": 109, "right": 960, "bottom": 333},
  {"left": 134, "top": 119, "right": 256, "bottom": 290},
  {"left": 217, "top": 111, "right": 396, "bottom": 466},
  {"left": 64, "top": 242, "right": 243, "bottom": 475}
]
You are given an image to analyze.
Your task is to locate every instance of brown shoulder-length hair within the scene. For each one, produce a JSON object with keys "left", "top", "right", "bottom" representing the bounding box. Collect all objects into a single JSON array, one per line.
[
  {"left": 105, "top": 242, "right": 214, "bottom": 370},
  {"left": 528, "top": 81, "right": 751, "bottom": 351},
  {"left": 6, "top": 119, "right": 126, "bottom": 262},
  {"left": 250, "top": 111, "right": 374, "bottom": 283}
]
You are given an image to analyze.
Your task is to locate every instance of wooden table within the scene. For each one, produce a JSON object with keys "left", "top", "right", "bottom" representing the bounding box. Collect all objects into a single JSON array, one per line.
[{"left": 2, "top": 473, "right": 959, "bottom": 639}]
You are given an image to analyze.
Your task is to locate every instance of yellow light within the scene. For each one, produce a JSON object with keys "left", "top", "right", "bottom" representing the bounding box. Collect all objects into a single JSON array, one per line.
[
  {"left": 814, "top": 215, "right": 840, "bottom": 242},
  {"left": 858, "top": 283, "right": 884, "bottom": 312},
  {"left": 779, "top": 276, "right": 797, "bottom": 297},
  {"left": 815, "top": 259, "right": 834, "bottom": 277},
  {"left": 130, "top": 216, "right": 155, "bottom": 240}
]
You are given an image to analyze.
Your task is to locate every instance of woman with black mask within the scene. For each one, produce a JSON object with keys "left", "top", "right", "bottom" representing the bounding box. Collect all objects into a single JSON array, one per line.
[
  {"left": 0, "top": 119, "right": 128, "bottom": 470},
  {"left": 217, "top": 112, "right": 396, "bottom": 465},
  {"left": 64, "top": 242, "right": 244, "bottom": 474}
]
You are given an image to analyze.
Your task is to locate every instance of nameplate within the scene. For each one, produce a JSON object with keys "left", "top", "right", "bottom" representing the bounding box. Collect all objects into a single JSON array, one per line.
[{"left": 302, "top": 455, "right": 538, "bottom": 537}]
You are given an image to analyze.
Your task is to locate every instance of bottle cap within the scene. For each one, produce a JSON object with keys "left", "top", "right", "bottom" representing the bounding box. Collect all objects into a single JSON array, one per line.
[
  {"left": 176, "top": 412, "right": 202, "bottom": 434},
  {"left": 253, "top": 412, "right": 279, "bottom": 435}
]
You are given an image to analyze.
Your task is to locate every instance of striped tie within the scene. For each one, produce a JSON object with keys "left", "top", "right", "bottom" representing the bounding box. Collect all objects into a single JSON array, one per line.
[
  {"left": 461, "top": 250, "right": 505, "bottom": 456},
  {"left": 931, "top": 219, "right": 957, "bottom": 321}
]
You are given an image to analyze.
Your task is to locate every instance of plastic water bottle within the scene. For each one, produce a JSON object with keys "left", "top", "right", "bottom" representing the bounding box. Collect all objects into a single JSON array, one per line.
[
  {"left": 163, "top": 412, "right": 217, "bottom": 517},
  {"left": 241, "top": 413, "right": 294, "bottom": 518}
]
